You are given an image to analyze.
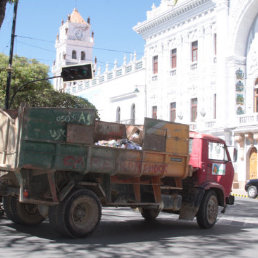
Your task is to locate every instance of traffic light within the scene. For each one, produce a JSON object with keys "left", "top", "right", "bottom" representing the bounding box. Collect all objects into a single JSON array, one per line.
[{"left": 61, "top": 64, "right": 93, "bottom": 82}]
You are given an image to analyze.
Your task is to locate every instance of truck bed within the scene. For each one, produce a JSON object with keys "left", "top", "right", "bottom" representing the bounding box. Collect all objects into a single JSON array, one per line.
[{"left": 0, "top": 107, "right": 190, "bottom": 179}]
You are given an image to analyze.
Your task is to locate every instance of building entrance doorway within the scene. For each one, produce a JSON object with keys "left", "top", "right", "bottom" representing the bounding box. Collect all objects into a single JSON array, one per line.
[{"left": 249, "top": 147, "right": 257, "bottom": 179}]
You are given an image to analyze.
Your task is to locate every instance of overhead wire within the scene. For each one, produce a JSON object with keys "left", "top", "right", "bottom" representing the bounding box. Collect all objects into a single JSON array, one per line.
[
  {"left": 12, "top": 34, "right": 138, "bottom": 68},
  {"left": 15, "top": 34, "right": 136, "bottom": 54}
]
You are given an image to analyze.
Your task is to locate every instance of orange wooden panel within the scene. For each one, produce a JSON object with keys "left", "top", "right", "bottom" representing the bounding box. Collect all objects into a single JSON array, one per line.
[
  {"left": 141, "top": 151, "right": 166, "bottom": 177},
  {"left": 164, "top": 123, "right": 189, "bottom": 155}
]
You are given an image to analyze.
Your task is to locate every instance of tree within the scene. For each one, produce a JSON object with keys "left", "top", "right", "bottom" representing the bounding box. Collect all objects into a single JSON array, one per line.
[
  {"left": 0, "top": 53, "right": 97, "bottom": 110},
  {"left": 0, "top": 0, "right": 15, "bottom": 29}
]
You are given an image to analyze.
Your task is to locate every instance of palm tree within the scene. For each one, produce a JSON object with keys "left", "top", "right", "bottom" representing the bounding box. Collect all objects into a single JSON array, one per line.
[{"left": 0, "top": 0, "right": 16, "bottom": 29}]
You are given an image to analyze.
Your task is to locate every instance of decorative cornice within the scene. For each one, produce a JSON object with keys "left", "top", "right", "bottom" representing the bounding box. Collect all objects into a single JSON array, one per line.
[
  {"left": 134, "top": 0, "right": 212, "bottom": 36},
  {"left": 110, "top": 92, "right": 138, "bottom": 102}
]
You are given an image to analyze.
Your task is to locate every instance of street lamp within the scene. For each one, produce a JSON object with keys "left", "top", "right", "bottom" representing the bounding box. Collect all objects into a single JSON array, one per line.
[{"left": 134, "top": 84, "right": 147, "bottom": 118}]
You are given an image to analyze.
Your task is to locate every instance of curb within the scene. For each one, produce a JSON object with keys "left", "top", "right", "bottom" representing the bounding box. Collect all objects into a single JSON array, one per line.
[
  {"left": 232, "top": 193, "right": 248, "bottom": 198},
  {"left": 232, "top": 193, "right": 258, "bottom": 199}
]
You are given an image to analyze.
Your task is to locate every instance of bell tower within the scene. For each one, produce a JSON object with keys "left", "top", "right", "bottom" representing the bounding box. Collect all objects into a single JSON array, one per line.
[{"left": 52, "top": 8, "right": 94, "bottom": 91}]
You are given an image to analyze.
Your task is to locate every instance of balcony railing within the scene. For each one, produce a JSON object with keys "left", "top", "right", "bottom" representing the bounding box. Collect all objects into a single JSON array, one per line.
[{"left": 238, "top": 113, "right": 258, "bottom": 125}]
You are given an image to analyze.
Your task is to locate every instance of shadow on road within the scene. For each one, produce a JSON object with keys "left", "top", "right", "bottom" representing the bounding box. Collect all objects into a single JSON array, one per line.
[{"left": 0, "top": 198, "right": 257, "bottom": 257}]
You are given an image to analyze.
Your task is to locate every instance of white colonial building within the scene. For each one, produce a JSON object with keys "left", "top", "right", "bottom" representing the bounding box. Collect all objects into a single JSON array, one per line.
[{"left": 52, "top": 0, "right": 258, "bottom": 190}]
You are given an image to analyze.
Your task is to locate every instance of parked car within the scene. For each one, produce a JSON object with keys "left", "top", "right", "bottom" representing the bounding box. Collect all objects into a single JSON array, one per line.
[{"left": 245, "top": 179, "right": 258, "bottom": 198}]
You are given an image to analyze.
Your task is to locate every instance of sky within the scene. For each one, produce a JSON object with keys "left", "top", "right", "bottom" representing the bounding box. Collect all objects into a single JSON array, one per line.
[{"left": 0, "top": 0, "right": 161, "bottom": 75}]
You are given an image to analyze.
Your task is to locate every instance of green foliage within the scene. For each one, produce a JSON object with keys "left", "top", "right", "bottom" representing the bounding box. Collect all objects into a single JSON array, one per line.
[{"left": 0, "top": 53, "right": 96, "bottom": 111}]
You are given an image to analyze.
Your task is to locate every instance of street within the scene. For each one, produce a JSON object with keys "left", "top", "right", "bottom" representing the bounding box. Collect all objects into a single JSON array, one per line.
[{"left": 0, "top": 197, "right": 257, "bottom": 258}]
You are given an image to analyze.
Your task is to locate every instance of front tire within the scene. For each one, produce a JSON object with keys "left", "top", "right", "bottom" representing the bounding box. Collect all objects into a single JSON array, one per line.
[
  {"left": 140, "top": 208, "right": 160, "bottom": 221},
  {"left": 196, "top": 190, "right": 218, "bottom": 229},
  {"left": 247, "top": 186, "right": 257, "bottom": 199},
  {"left": 3, "top": 196, "right": 44, "bottom": 225},
  {"left": 49, "top": 189, "right": 102, "bottom": 238}
]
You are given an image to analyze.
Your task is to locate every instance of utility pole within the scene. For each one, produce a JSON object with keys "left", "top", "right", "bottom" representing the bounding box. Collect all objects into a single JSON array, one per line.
[{"left": 5, "top": 0, "right": 19, "bottom": 110}]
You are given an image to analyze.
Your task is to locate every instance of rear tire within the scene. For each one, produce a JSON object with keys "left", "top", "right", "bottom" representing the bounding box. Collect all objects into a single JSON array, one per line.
[
  {"left": 49, "top": 189, "right": 102, "bottom": 238},
  {"left": 3, "top": 196, "right": 44, "bottom": 225},
  {"left": 140, "top": 208, "right": 160, "bottom": 221},
  {"left": 3, "top": 196, "right": 17, "bottom": 222},
  {"left": 247, "top": 186, "right": 257, "bottom": 199},
  {"left": 196, "top": 190, "right": 218, "bottom": 229}
]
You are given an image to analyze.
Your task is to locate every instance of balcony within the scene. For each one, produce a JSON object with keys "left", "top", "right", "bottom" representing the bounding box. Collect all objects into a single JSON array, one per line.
[
  {"left": 190, "top": 62, "right": 198, "bottom": 70},
  {"left": 238, "top": 113, "right": 258, "bottom": 126}
]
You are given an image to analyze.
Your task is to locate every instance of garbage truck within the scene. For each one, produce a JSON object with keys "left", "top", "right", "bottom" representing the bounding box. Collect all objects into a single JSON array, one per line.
[{"left": 0, "top": 106, "right": 235, "bottom": 238}]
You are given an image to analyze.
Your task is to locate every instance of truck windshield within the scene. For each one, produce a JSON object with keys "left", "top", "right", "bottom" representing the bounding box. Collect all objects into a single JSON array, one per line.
[{"left": 208, "top": 142, "right": 228, "bottom": 161}]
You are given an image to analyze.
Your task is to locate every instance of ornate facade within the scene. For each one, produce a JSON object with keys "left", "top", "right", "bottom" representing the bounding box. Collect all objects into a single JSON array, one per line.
[{"left": 52, "top": 0, "right": 258, "bottom": 190}]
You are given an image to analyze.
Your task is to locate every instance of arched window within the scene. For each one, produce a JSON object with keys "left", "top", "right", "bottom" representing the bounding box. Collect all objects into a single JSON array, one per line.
[
  {"left": 131, "top": 104, "right": 135, "bottom": 125},
  {"left": 81, "top": 51, "right": 86, "bottom": 61},
  {"left": 254, "top": 78, "right": 258, "bottom": 112},
  {"left": 116, "top": 107, "right": 121, "bottom": 123},
  {"left": 72, "top": 50, "right": 77, "bottom": 59}
]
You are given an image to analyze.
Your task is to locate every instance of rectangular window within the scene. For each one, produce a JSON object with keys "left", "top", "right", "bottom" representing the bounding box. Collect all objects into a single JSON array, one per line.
[
  {"left": 214, "top": 94, "right": 216, "bottom": 119},
  {"left": 192, "top": 41, "right": 198, "bottom": 62},
  {"left": 191, "top": 98, "right": 198, "bottom": 122},
  {"left": 152, "top": 106, "right": 157, "bottom": 119},
  {"left": 208, "top": 142, "right": 228, "bottom": 161},
  {"left": 254, "top": 89, "right": 258, "bottom": 112},
  {"left": 214, "top": 33, "right": 217, "bottom": 56},
  {"left": 153, "top": 55, "right": 158, "bottom": 74},
  {"left": 170, "top": 48, "right": 177, "bottom": 69},
  {"left": 170, "top": 102, "right": 176, "bottom": 122}
]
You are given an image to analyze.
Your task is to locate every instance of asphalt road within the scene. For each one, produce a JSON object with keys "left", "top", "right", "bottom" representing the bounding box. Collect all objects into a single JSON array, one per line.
[{"left": 0, "top": 197, "right": 257, "bottom": 258}]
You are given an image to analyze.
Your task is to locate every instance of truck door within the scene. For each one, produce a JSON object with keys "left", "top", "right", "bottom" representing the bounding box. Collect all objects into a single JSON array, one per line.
[{"left": 207, "top": 141, "right": 234, "bottom": 196}]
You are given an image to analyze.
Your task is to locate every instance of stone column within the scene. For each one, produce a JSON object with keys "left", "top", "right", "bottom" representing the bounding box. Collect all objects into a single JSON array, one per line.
[{"left": 233, "top": 133, "right": 245, "bottom": 189}]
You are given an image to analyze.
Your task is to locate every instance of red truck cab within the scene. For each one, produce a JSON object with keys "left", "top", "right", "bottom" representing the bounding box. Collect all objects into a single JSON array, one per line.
[{"left": 189, "top": 132, "right": 235, "bottom": 205}]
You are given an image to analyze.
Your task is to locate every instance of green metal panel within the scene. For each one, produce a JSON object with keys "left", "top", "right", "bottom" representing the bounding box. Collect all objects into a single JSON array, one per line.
[
  {"left": 54, "top": 144, "right": 89, "bottom": 172},
  {"left": 18, "top": 107, "right": 96, "bottom": 171},
  {"left": 22, "top": 108, "right": 95, "bottom": 143}
]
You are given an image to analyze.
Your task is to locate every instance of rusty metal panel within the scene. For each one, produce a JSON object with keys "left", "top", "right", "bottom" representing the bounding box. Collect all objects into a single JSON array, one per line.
[
  {"left": 143, "top": 134, "right": 166, "bottom": 152},
  {"left": 87, "top": 146, "right": 117, "bottom": 175},
  {"left": 116, "top": 149, "right": 142, "bottom": 177},
  {"left": 67, "top": 124, "right": 94, "bottom": 145},
  {"left": 143, "top": 118, "right": 167, "bottom": 152},
  {"left": 95, "top": 121, "right": 126, "bottom": 141},
  {"left": 143, "top": 118, "right": 189, "bottom": 155}
]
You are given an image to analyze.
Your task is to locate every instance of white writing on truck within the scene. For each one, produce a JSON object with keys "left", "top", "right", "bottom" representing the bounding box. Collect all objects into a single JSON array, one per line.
[
  {"left": 49, "top": 129, "right": 65, "bottom": 140},
  {"left": 55, "top": 112, "right": 92, "bottom": 125}
]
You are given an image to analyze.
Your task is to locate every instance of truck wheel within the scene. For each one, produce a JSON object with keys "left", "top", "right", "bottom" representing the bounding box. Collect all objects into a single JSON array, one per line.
[
  {"left": 3, "top": 196, "right": 44, "bottom": 225},
  {"left": 196, "top": 190, "right": 218, "bottom": 229},
  {"left": 247, "top": 186, "right": 257, "bottom": 199},
  {"left": 140, "top": 208, "right": 160, "bottom": 221},
  {"left": 3, "top": 196, "right": 17, "bottom": 222},
  {"left": 51, "top": 189, "right": 102, "bottom": 238}
]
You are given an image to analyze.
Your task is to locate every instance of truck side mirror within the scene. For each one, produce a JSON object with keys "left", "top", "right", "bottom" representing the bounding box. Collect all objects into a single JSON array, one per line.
[{"left": 227, "top": 146, "right": 237, "bottom": 162}]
